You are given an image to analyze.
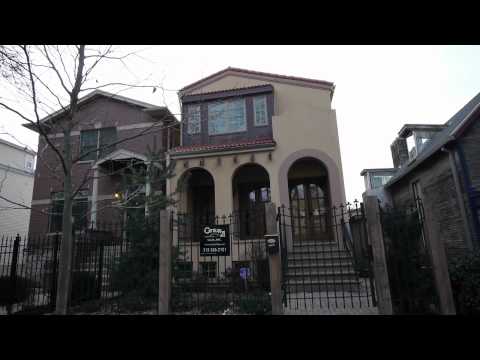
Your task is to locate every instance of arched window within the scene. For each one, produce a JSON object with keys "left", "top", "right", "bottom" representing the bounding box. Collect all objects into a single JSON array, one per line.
[{"left": 232, "top": 164, "right": 270, "bottom": 240}]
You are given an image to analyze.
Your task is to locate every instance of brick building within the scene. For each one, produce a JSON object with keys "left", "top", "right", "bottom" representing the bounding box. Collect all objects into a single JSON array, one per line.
[
  {"left": 26, "top": 90, "right": 179, "bottom": 235},
  {"left": 362, "top": 91, "right": 480, "bottom": 259}
]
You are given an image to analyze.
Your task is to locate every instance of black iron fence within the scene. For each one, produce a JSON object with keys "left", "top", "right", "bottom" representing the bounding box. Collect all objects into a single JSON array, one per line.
[
  {"left": 171, "top": 208, "right": 272, "bottom": 314},
  {"left": 0, "top": 220, "right": 160, "bottom": 315},
  {"left": 0, "top": 234, "right": 59, "bottom": 314},
  {"left": 278, "top": 201, "right": 377, "bottom": 311},
  {"left": 379, "top": 199, "right": 440, "bottom": 314}
]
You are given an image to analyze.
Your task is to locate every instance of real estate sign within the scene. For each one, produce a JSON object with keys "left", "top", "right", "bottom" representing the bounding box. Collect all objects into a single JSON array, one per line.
[{"left": 200, "top": 225, "right": 230, "bottom": 256}]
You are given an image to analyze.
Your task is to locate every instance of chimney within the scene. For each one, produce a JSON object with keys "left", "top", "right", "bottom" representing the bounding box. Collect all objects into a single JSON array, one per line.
[{"left": 390, "top": 137, "right": 409, "bottom": 168}]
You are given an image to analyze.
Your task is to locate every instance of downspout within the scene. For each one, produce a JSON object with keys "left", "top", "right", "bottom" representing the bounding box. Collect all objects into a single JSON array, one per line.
[
  {"left": 441, "top": 145, "right": 475, "bottom": 250},
  {"left": 450, "top": 143, "right": 480, "bottom": 248}
]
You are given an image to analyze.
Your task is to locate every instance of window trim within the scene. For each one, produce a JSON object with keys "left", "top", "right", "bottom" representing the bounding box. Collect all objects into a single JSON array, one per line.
[
  {"left": 207, "top": 98, "right": 247, "bottom": 136},
  {"left": 253, "top": 96, "right": 268, "bottom": 127},
  {"left": 79, "top": 129, "right": 99, "bottom": 161}
]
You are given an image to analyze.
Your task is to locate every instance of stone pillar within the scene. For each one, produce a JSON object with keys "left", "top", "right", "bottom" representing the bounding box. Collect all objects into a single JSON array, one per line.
[
  {"left": 421, "top": 195, "right": 456, "bottom": 314},
  {"left": 265, "top": 202, "right": 283, "bottom": 315},
  {"left": 364, "top": 195, "right": 393, "bottom": 315},
  {"left": 90, "top": 165, "right": 99, "bottom": 227},
  {"left": 158, "top": 209, "right": 172, "bottom": 315},
  {"left": 214, "top": 172, "right": 233, "bottom": 217}
]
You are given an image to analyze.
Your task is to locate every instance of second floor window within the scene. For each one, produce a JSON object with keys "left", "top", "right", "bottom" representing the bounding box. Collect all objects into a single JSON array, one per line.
[
  {"left": 208, "top": 99, "right": 246, "bottom": 135},
  {"left": 186, "top": 105, "right": 201, "bottom": 135},
  {"left": 80, "top": 127, "right": 117, "bottom": 161},
  {"left": 370, "top": 175, "right": 392, "bottom": 189},
  {"left": 254, "top": 96, "right": 268, "bottom": 126}
]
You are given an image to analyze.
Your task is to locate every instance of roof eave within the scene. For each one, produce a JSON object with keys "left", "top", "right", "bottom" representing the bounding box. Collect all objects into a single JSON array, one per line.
[
  {"left": 385, "top": 137, "right": 455, "bottom": 188},
  {"left": 180, "top": 67, "right": 334, "bottom": 95}
]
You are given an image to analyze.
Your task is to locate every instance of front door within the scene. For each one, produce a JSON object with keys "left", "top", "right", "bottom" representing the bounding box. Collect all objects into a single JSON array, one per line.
[{"left": 289, "top": 181, "right": 331, "bottom": 242}]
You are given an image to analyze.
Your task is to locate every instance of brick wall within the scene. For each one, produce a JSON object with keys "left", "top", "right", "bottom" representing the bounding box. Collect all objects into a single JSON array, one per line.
[
  {"left": 29, "top": 96, "right": 171, "bottom": 235},
  {"left": 389, "top": 151, "right": 468, "bottom": 259}
]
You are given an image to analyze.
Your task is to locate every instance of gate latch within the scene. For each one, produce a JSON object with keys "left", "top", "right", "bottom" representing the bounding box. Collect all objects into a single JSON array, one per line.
[{"left": 265, "top": 233, "right": 279, "bottom": 255}]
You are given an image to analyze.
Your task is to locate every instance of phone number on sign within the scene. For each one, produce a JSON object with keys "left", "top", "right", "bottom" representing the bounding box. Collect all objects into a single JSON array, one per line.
[{"left": 202, "top": 248, "right": 227, "bottom": 254}]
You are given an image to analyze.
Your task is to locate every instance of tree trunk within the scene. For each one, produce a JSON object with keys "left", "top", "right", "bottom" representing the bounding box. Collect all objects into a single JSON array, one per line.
[{"left": 55, "top": 129, "right": 73, "bottom": 315}]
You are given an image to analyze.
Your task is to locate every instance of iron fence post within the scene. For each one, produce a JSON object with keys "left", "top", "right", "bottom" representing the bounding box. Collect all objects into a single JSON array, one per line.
[
  {"left": 9, "top": 234, "right": 21, "bottom": 311},
  {"left": 265, "top": 202, "right": 283, "bottom": 315},
  {"left": 96, "top": 238, "right": 105, "bottom": 299},
  {"left": 50, "top": 233, "right": 60, "bottom": 310},
  {"left": 158, "top": 209, "right": 172, "bottom": 314}
]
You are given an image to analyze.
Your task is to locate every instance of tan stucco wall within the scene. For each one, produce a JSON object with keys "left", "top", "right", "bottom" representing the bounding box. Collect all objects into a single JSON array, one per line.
[{"left": 168, "top": 74, "right": 346, "bottom": 216}]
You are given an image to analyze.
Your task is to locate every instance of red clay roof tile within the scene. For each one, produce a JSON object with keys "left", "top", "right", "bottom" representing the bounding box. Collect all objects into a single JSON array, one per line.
[{"left": 170, "top": 138, "right": 276, "bottom": 154}]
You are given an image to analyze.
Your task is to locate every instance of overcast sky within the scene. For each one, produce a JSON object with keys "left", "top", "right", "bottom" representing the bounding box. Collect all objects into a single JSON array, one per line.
[{"left": 1, "top": 45, "right": 480, "bottom": 201}]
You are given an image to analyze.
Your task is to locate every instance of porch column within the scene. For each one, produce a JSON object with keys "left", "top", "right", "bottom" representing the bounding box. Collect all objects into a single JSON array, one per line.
[
  {"left": 214, "top": 173, "right": 233, "bottom": 217},
  {"left": 90, "top": 165, "right": 99, "bottom": 228}
]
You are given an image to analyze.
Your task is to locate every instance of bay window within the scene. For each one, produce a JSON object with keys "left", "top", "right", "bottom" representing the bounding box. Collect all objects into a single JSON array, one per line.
[{"left": 208, "top": 98, "right": 246, "bottom": 135}]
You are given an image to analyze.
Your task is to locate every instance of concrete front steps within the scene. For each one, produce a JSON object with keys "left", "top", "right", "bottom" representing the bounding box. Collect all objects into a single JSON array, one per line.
[{"left": 285, "top": 240, "right": 361, "bottom": 292}]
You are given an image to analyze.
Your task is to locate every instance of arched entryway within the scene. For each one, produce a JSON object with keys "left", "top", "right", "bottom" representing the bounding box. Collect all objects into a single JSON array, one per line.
[
  {"left": 287, "top": 157, "right": 332, "bottom": 242},
  {"left": 177, "top": 168, "right": 215, "bottom": 241},
  {"left": 232, "top": 163, "right": 271, "bottom": 240}
]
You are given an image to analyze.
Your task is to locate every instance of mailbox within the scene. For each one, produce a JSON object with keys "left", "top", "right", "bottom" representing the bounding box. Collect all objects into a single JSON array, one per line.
[{"left": 265, "top": 233, "right": 279, "bottom": 255}]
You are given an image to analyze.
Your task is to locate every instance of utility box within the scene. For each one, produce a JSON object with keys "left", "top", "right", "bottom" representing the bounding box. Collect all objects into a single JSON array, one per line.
[{"left": 265, "top": 234, "right": 279, "bottom": 255}]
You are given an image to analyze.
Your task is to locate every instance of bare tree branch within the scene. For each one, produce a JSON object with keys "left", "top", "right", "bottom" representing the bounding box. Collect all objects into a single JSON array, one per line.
[
  {"left": 41, "top": 45, "right": 72, "bottom": 96},
  {"left": 22, "top": 45, "right": 68, "bottom": 175}
]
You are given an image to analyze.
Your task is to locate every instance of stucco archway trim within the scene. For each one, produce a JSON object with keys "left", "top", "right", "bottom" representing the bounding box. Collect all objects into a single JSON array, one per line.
[{"left": 278, "top": 149, "right": 346, "bottom": 209}]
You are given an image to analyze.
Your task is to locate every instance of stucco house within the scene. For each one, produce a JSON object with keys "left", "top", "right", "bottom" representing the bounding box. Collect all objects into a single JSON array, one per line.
[
  {"left": 26, "top": 90, "right": 179, "bottom": 236},
  {"left": 167, "top": 67, "right": 347, "bottom": 251},
  {"left": 0, "top": 138, "right": 36, "bottom": 236},
  {"left": 361, "top": 91, "right": 480, "bottom": 260}
]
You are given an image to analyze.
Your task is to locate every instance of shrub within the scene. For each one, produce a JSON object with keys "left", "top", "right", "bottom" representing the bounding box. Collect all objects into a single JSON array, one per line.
[
  {"left": 109, "top": 220, "right": 159, "bottom": 301},
  {"left": 237, "top": 291, "right": 271, "bottom": 315},
  {"left": 70, "top": 271, "right": 100, "bottom": 305},
  {"left": 200, "top": 294, "right": 230, "bottom": 314},
  {"left": 0, "top": 276, "right": 36, "bottom": 306},
  {"left": 381, "top": 209, "right": 439, "bottom": 314},
  {"left": 116, "top": 294, "right": 155, "bottom": 313},
  {"left": 449, "top": 250, "right": 480, "bottom": 315}
]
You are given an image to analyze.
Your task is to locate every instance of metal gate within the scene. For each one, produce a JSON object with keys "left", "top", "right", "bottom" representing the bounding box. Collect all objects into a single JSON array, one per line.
[
  {"left": 279, "top": 201, "right": 377, "bottom": 312},
  {"left": 170, "top": 209, "right": 272, "bottom": 314}
]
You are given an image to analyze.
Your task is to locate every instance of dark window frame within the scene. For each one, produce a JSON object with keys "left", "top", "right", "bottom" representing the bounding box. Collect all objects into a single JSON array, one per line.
[
  {"left": 79, "top": 127, "right": 117, "bottom": 161},
  {"left": 199, "top": 261, "right": 217, "bottom": 279}
]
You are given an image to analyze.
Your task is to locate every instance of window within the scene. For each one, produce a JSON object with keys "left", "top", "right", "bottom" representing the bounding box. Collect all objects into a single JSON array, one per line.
[
  {"left": 80, "top": 127, "right": 117, "bottom": 161},
  {"left": 48, "top": 191, "right": 89, "bottom": 232},
  {"left": 370, "top": 175, "right": 392, "bottom": 189},
  {"left": 175, "top": 262, "right": 193, "bottom": 280},
  {"left": 186, "top": 105, "right": 201, "bottom": 135},
  {"left": 80, "top": 130, "right": 98, "bottom": 161},
  {"left": 200, "top": 262, "right": 217, "bottom": 279},
  {"left": 248, "top": 186, "right": 271, "bottom": 205},
  {"left": 253, "top": 96, "right": 268, "bottom": 126},
  {"left": 25, "top": 156, "right": 34, "bottom": 171},
  {"left": 208, "top": 99, "right": 246, "bottom": 135}
]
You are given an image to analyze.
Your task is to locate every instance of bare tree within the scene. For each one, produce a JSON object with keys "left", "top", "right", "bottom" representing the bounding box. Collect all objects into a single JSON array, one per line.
[{"left": 0, "top": 45, "right": 178, "bottom": 314}]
